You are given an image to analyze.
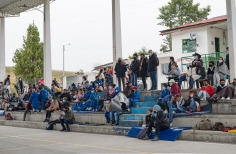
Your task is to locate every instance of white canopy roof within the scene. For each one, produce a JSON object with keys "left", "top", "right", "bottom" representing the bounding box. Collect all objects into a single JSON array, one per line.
[{"left": 0, "top": 0, "right": 54, "bottom": 17}]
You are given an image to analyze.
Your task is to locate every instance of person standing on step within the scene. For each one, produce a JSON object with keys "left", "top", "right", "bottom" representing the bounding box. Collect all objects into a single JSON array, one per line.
[
  {"left": 139, "top": 53, "right": 149, "bottom": 91},
  {"left": 115, "top": 58, "right": 127, "bottom": 91},
  {"left": 143, "top": 105, "right": 170, "bottom": 141},
  {"left": 129, "top": 53, "right": 140, "bottom": 87},
  {"left": 148, "top": 50, "right": 159, "bottom": 91}
]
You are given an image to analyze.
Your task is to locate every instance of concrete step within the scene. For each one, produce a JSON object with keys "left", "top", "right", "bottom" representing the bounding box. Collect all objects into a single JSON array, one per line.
[
  {"left": 179, "top": 129, "right": 236, "bottom": 143},
  {"left": 172, "top": 114, "right": 236, "bottom": 128},
  {"left": 0, "top": 120, "right": 235, "bottom": 143},
  {"left": 136, "top": 102, "right": 157, "bottom": 108},
  {"left": 144, "top": 96, "right": 159, "bottom": 102},
  {"left": 122, "top": 114, "right": 144, "bottom": 120},
  {"left": 131, "top": 107, "right": 149, "bottom": 114},
  {"left": 1, "top": 111, "right": 107, "bottom": 124},
  {"left": 119, "top": 120, "right": 143, "bottom": 127},
  {"left": 201, "top": 101, "right": 236, "bottom": 114},
  {"left": 0, "top": 119, "right": 130, "bottom": 135}
]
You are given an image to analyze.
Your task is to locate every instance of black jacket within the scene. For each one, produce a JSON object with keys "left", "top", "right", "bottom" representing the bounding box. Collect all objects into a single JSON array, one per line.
[
  {"left": 146, "top": 114, "right": 152, "bottom": 127},
  {"left": 115, "top": 63, "right": 127, "bottom": 77},
  {"left": 60, "top": 92, "right": 71, "bottom": 102},
  {"left": 216, "top": 86, "right": 226, "bottom": 93},
  {"left": 130, "top": 58, "right": 140, "bottom": 74},
  {"left": 207, "top": 66, "right": 215, "bottom": 75},
  {"left": 226, "top": 54, "right": 229, "bottom": 70},
  {"left": 151, "top": 111, "right": 169, "bottom": 126},
  {"left": 168, "top": 62, "right": 177, "bottom": 72},
  {"left": 4, "top": 77, "right": 10, "bottom": 85},
  {"left": 139, "top": 57, "right": 149, "bottom": 77},
  {"left": 148, "top": 53, "right": 159, "bottom": 72}
]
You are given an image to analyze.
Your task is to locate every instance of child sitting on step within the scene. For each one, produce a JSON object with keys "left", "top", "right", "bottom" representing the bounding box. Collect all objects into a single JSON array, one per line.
[
  {"left": 102, "top": 99, "right": 113, "bottom": 123},
  {"left": 146, "top": 108, "right": 153, "bottom": 127}
]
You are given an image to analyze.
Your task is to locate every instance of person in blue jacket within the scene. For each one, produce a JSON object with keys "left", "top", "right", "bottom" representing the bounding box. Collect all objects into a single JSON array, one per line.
[
  {"left": 78, "top": 98, "right": 89, "bottom": 111},
  {"left": 129, "top": 86, "right": 140, "bottom": 108},
  {"left": 158, "top": 83, "right": 170, "bottom": 103},
  {"left": 94, "top": 76, "right": 103, "bottom": 86},
  {"left": 114, "top": 84, "right": 120, "bottom": 97},
  {"left": 83, "top": 88, "right": 90, "bottom": 100},
  {"left": 89, "top": 81, "right": 95, "bottom": 91},
  {"left": 87, "top": 88, "right": 96, "bottom": 110},
  {"left": 39, "top": 85, "right": 48, "bottom": 111},
  {"left": 30, "top": 88, "right": 39, "bottom": 112}
]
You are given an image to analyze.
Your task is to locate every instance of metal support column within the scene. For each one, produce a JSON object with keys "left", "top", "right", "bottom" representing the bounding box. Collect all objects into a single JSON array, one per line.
[
  {"left": 226, "top": 0, "right": 236, "bottom": 79},
  {"left": 0, "top": 15, "right": 6, "bottom": 82},
  {"left": 43, "top": 0, "right": 52, "bottom": 86},
  {"left": 112, "top": 0, "right": 123, "bottom": 84}
]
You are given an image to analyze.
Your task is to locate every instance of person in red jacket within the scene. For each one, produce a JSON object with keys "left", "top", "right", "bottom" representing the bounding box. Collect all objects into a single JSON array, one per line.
[
  {"left": 198, "top": 79, "right": 215, "bottom": 100},
  {"left": 161, "top": 79, "right": 181, "bottom": 104},
  {"left": 169, "top": 79, "right": 181, "bottom": 96}
]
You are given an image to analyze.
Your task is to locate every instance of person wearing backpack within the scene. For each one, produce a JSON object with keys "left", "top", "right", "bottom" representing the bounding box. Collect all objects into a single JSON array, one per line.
[{"left": 148, "top": 50, "right": 159, "bottom": 90}]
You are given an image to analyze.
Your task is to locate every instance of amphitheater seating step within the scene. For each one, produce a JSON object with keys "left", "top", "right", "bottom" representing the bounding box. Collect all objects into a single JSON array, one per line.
[
  {"left": 0, "top": 120, "right": 235, "bottom": 143},
  {"left": 119, "top": 120, "right": 143, "bottom": 127}
]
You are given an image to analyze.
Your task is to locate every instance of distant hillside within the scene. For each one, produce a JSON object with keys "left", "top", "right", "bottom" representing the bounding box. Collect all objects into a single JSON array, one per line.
[{"left": 5, "top": 66, "right": 76, "bottom": 84}]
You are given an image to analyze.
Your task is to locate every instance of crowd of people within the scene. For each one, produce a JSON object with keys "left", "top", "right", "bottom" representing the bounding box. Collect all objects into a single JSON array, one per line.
[
  {"left": 1, "top": 48, "right": 235, "bottom": 140},
  {"left": 164, "top": 48, "right": 230, "bottom": 90}
]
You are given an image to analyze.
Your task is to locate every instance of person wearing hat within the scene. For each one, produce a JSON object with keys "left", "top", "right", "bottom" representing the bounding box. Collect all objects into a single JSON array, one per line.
[
  {"left": 192, "top": 53, "right": 203, "bottom": 66},
  {"left": 129, "top": 53, "right": 140, "bottom": 86},
  {"left": 143, "top": 105, "right": 170, "bottom": 141},
  {"left": 123, "top": 81, "right": 133, "bottom": 98},
  {"left": 162, "top": 79, "right": 181, "bottom": 104},
  {"left": 148, "top": 50, "right": 159, "bottom": 90},
  {"left": 129, "top": 86, "right": 140, "bottom": 108},
  {"left": 44, "top": 96, "right": 59, "bottom": 122}
]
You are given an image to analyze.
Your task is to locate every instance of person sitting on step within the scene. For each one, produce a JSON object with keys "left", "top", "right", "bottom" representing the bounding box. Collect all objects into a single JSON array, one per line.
[
  {"left": 167, "top": 94, "right": 185, "bottom": 125},
  {"left": 198, "top": 79, "right": 215, "bottom": 100},
  {"left": 102, "top": 98, "right": 113, "bottom": 123},
  {"left": 129, "top": 86, "right": 140, "bottom": 108},
  {"left": 146, "top": 108, "right": 153, "bottom": 127},
  {"left": 59, "top": 105, "right": 75, "bottom": 132},
  {"left": 209, "top": 79, "right": 235, "bottom": 102},
  {"left": 143, "top": 105, "right": 170, "bottom": 141},
  {"left": 158, "top": 83, "right": 170, "bottom": 103},
  {"left": 44, "top": 96, "right": 59, "bottom": 122}
]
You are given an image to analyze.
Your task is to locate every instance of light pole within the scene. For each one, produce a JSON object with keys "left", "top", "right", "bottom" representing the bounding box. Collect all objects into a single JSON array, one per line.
[{"left": 63, "top": 44, "right": 70, "bottom": 77}]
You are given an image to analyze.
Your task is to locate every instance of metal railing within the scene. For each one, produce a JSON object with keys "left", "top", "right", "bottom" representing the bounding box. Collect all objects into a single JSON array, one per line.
[{"left": 181, "top": 51, "right": 227, "bottom": 71}]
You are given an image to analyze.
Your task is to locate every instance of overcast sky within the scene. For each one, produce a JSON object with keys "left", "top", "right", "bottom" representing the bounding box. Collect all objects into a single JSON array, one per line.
[{"left": 5, "top": 0, "right": 226, "bottom": 72}]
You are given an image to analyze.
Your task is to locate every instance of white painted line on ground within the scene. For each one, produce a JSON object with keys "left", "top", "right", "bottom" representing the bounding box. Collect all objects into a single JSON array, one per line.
[{"left": 0, "top": 133, "right": 51, "bottom": 139}]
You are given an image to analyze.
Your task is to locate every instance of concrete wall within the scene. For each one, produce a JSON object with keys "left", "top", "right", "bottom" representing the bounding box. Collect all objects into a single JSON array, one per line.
[{"left": 207, "top": 26, "right": 228, "bottom": 54}]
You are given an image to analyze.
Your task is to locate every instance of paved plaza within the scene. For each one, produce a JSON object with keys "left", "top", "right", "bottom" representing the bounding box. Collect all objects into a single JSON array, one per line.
[{"left": 0, "top": 126, "right": 235, "bottom": 154}]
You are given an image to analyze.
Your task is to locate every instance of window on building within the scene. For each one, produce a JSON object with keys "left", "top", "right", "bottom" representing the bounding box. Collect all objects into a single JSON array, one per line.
[
  {"left": 182, "top": 39, "right": 197, "bottom": 54},
  {"left": 161, "top": 63, "right": 169, "bottom": 74}
]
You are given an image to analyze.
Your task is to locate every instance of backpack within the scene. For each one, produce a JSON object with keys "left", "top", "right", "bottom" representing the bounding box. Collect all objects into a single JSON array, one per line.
[
  {"left": 195, "top": 119, "right": 211, "bottom": 130},
  {"left": 46, "top": 121, "right": 56, "bottom": 130},
  {"left": 222, "top": 127, "right": 232, "bottom": 132},
  {"left": 5, "top": 113, "right": 13, "bottom": 120},
  {"left": 137, "top": 127, "right": 148, "bottom": 139},
  {"left": 212, "top": 122, "right": 224, "bottom": 131}
]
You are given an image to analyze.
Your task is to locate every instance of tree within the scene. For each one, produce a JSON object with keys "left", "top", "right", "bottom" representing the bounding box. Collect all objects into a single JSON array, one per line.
[
  {"left": 128, "top": 46, "right": 149, "bottom": 59},
  {"left": 158, "top": 0, "right": 211, "bottom": 52},
  {"left": 75, "top": 69, "right": 84, "bottom": 75},
  {"left": 12, "top": 22, "right": 44, "bottom": 84}
]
